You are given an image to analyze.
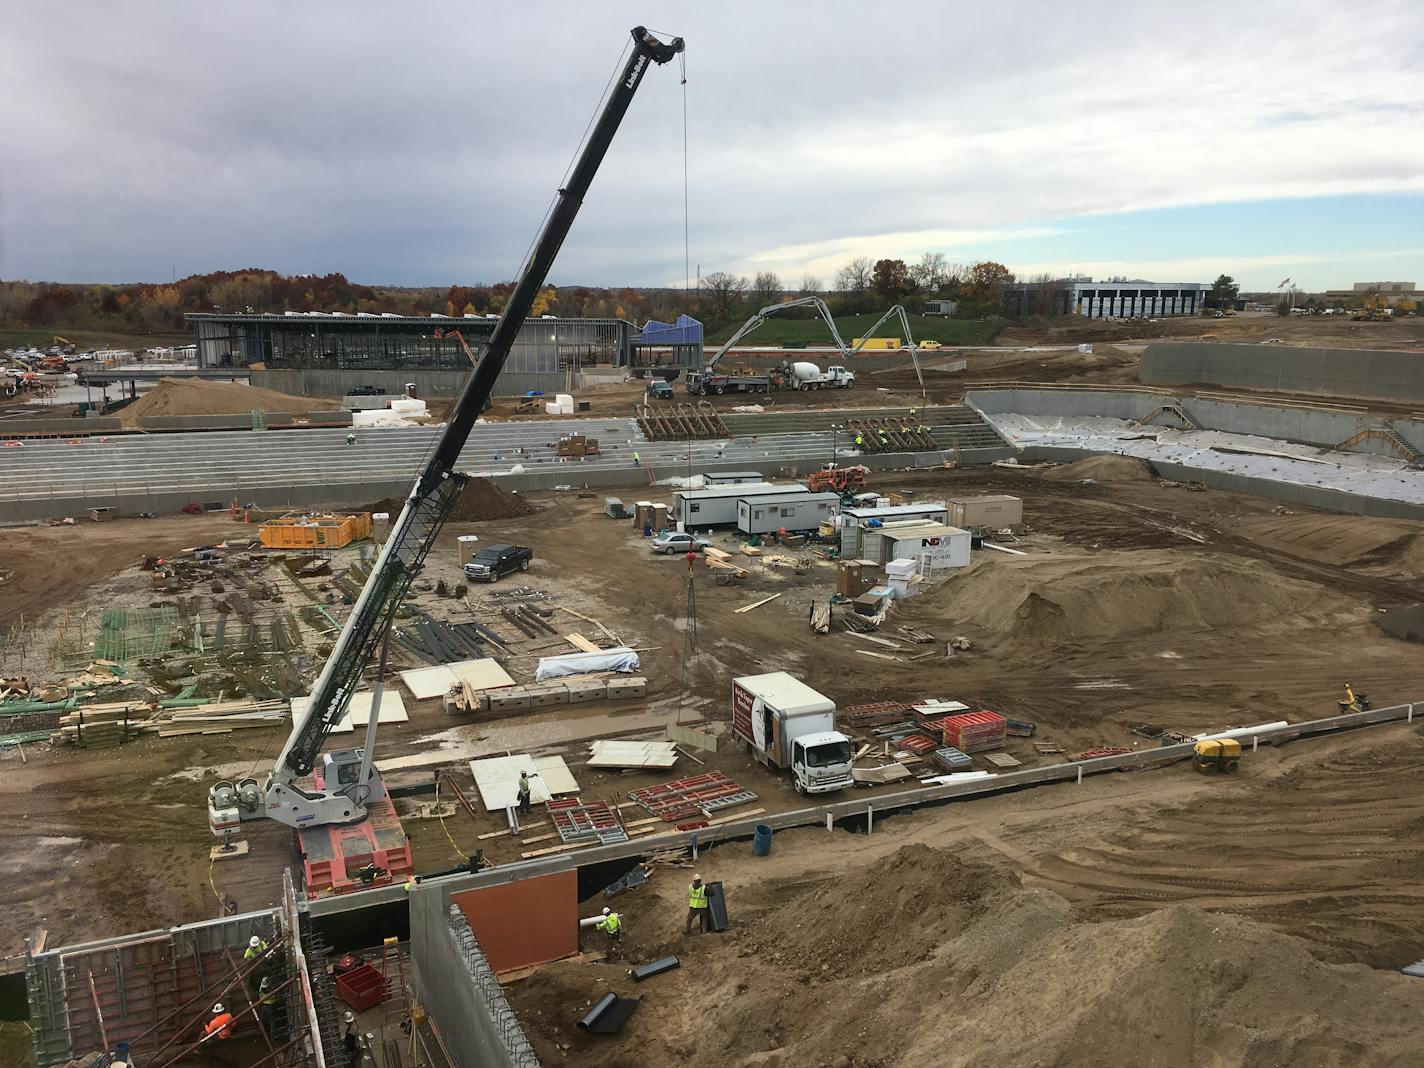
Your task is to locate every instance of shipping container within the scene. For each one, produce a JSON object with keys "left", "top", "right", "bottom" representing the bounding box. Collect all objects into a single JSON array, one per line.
[
  {"left": 737, "top": 491, "right": 840, "bottom": 535},
  {"left": 861, "top": 520, "right": 970, "bottom": 570},
  {"left": 947, "top": 495, "right": 1022, "bottom": 530},
  {"left": 839, "top": 501, "right": 949, "bottom": 557},
  {"left": 258, "top": 512, "right": 373, "bottom": 549}
]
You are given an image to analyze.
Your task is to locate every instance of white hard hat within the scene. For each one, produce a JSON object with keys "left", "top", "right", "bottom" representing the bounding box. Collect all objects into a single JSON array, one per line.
[
  {"left": 344, "top": 1010, "right": 356, "bottom": 1024},
  {"left": 693, "top": 873, "right": 702, "bottom": 881},
  {"left": 249, "top": 936, "right": 262, "bottom": 948},
  {"left": 602, "top": 907, "right": 610, "bottom": 915},
  {"left": 213, "top": 1002, "right": 225, "bottom": 1014}
]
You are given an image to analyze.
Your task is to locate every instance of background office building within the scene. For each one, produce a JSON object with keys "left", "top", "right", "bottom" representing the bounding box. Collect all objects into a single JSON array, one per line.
[{"left": 1003, "top": 278, "right": 1209, "bottom": 318}]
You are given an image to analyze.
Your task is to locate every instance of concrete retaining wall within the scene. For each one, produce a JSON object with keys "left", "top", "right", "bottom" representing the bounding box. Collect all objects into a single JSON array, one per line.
[
  {"left": 968, "top": 386, "right": 1424, "bottom": 457},
  {"left": 0, "top": 416, "right": 123, "bottom": 438},
  {"left": 409, "top": 889, "right": 537, "bottom": 1068},
  {"left": 1018, "top": 444, "right": 1424, "bottom": 519},
  {"left": 252, "top": 367, "right": 567, "bottom": 399},
  {"left": 1141, "top": 341, "right": 1424, "bottom": 405}
]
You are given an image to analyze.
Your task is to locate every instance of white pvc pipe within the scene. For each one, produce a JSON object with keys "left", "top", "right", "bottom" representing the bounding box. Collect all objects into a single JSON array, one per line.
[
  {"left": 1192, "top": 721, "right": 1288, "bottom": 742},
  {"left": 579, "top": 916, "right": 604, "bottom": 928}
]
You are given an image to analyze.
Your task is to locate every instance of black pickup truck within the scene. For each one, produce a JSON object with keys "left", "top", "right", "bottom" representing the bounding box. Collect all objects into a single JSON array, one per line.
[{"left": 463, "top": 543, "right": 533, "bottom": 583}]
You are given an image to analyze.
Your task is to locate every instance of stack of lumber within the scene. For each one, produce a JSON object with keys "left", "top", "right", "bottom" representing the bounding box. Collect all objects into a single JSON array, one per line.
[
  {"left": 54, "top": 701, "right": 154, "bottom": 747},
  {"left": 158, "top": 699, "right": 289, "bottom": 737}
]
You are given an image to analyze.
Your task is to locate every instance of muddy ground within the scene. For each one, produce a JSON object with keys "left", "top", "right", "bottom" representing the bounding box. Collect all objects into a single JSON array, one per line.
[{"left": 2, "top": 459, "right": 1422, "bottom": 966}]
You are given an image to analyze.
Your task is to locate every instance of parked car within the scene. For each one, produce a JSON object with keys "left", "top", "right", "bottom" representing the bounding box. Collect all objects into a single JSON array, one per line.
[
  {"left": 645, "top": 380, "right": 674, "bottom": 400},
  {"left": 463, "top": 543, "right": 533, "bottom": 582},
  {"left": 649, "top": 530, "right": 712, "bottom": 555},
  {"left": 348, "top": 384, "right": 387, "bottom": 396}
]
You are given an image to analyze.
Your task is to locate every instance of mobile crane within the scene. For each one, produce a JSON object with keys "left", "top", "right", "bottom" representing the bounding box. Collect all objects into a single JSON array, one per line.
[
  {"left": 207, "top": 27, "right": 685, "bottom": 892},
  {"left": 686, "top": 296, "right": 857, "bottom": 395}
]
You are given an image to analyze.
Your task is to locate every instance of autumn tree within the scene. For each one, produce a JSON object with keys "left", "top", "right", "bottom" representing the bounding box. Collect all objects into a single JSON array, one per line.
[
  {"left": 700, "top": 271, "right": 747, "bottom": 320},
  {"left": 872, "top": 259, "right": 916, "bottom": 301},
  {"left": 962, "top": 261, "right": 1014, "bottom": 305}
]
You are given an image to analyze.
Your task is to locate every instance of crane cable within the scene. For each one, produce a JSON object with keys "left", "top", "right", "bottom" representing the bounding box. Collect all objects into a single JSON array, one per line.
[{"left": 680, "top": 45, "right": 690, "bottom": 297}]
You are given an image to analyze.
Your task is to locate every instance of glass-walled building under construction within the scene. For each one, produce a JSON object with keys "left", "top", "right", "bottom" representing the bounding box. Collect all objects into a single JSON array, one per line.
[{"left": 187, "top": 312, "right": 637, "bottom": 397}]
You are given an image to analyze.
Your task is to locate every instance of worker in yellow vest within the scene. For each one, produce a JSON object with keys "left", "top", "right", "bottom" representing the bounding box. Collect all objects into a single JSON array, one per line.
[
  {"left": 595, "top": 907, "right": 622, "bottom": 944},
  {"left": 244, "top": 935, "right": 268, "bottom": 960},
  {"left": 685, "top": 874, "right": 709, "bottom": 934}
]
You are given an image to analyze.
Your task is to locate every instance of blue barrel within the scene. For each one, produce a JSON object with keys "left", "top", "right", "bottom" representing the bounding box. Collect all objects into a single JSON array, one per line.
[
  {"left": 114, "top": 1042, "right": 131, "bottom": 1063},
  {"left": 753, "top": 824, "right": 773, "bottom": 856}
]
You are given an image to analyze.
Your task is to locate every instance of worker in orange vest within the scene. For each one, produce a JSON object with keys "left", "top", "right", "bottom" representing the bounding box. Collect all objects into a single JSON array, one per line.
[{"left": 202, "top": 1002, "right": 235, "bottom": 1042}]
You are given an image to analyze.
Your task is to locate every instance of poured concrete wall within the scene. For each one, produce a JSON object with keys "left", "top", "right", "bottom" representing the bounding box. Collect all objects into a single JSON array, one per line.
[
  {"left": 252, "top": 367, "right": 561, "bottom": 399},
  {"left": 1141, "top": 342, "right": 1424, "bottom": 404},
  {"left": 409, "top": 889, "right": 537, "bottom": 1068},
  {"left": 968, "top": 387, "right": 1424, "bottom": 457}
]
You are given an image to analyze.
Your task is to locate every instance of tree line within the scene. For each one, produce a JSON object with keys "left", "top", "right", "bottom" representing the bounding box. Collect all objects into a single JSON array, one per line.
[{"left": 1, "top": 256, "right": 1024, "bottom": 339}]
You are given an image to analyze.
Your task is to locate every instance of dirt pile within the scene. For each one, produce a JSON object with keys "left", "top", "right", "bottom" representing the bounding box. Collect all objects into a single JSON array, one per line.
[
  {"left": 1238, "top": 514, "right": 1424, "bottom": 583},
  {"left": 920, "top": 550, "right": 1355, "bottom": 648},
  {"left": 1040, "top": 453, "right": 1154, "bottom": 482},
  {"left": 370, "top": 476, "right": 536, "bottom": 522},
  {"left": 896, "top": 904, "right": 1423, "bottom": 1066},
  {"left": 755, "top": 843, "right": 1015, "bottom": 976},
  {"left": 118, "top": 377, "right": 340, "bottom": 426}
]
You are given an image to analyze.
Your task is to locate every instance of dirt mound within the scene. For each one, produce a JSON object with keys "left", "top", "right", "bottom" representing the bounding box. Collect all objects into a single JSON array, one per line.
[
  {"left": 756, "top": 844, "right": 1017, "bottom": 976},
  {"left": 119, "top": 377, "right": 340, "bottom": 426},
  {"left": 921, "top": 550, "right": 1356, "bottom": 648},
  {"left": 1238, "top": 514, "right": 1424, "bottom": 583},
  {"left": 899, "top": 904, "right": 1423, "bottom": 1066},
  {"left": 1040, "top": 453, "right": 1153, "bottom": 482},
  {"left": 370, "top": 477, "right": 536, "bottom": 522}
]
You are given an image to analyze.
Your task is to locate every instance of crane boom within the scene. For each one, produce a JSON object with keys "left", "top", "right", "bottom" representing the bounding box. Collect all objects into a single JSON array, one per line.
[{"left": 245, "top": 26, "right": 684, "bottom": 832}]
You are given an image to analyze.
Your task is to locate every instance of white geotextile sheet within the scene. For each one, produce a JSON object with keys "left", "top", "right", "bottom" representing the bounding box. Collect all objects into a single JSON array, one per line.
[{"left": 535, "top": 646, "right": 639, "bottom": 681}]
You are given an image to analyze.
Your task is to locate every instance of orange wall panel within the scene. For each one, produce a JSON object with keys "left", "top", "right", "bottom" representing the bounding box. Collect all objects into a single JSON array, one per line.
[{"left": 450, "top": 870, "right": 578, "bottom": 974}]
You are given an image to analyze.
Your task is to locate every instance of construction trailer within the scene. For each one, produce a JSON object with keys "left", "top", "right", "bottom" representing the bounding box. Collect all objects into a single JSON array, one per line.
[
  {"left": 861, "top": 519, "right": 971, "bottom": 570},
  {"left": 947, "top": 494, "right": 1022, "bottom": 529},
  {"left": 737, "top": 490, "right": 840, "bottom": 535},
  {"left": 838, "top": 501, "right": 950, "bottom": 557},
  {"left": 672, "top": 482, "right": 808, "bottom": 527},
  {"left": 704, "top": 470, "right": 765, "bottom": 486}
]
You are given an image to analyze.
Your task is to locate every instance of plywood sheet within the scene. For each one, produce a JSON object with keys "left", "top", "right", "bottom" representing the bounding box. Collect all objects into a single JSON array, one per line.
[
  {"left": 469, "top": 753, "right": 579, "bottom": 810},
  {"left": 399, "top": 658, "right": 513, "bottom": 700},
  {"left": 290, "top": 690, "right": 409, "bottom": 735},
  {"left": 587, "top": 740, "right": 680, "bottom": 769}
]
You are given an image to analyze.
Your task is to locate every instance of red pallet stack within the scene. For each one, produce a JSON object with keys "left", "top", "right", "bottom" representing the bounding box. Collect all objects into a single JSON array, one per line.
[{"left": 941, "top": 711, "right": 1007, "bottom": 754}]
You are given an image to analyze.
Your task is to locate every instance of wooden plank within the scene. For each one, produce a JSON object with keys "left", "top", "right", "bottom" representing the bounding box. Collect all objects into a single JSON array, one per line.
[
  {"left": 519, "top": 832, "right": 559, "bottom": 846},
  {"left": 519, "top": 839, "right": 601, "bottom": 860},
  {"left": 476, "top": 819, "right": 549, "bottom": 841},
  {"left": 854, "top": 649, "right": 902, "bottom": 662},
  {"left": 734, "top": 593, "right": 782, "bottom": 614},
  {"left": 702, "top": 806, "right": 766, "bottom": 826},
  {"left": 853, "top": 743, "right": 872, "bottom": 761},
  {"left": 565, "top": 633, "right": 600, "bottom": 653},
  {"left": 845, "top": 632, "right": 903, "bottom": 649}
]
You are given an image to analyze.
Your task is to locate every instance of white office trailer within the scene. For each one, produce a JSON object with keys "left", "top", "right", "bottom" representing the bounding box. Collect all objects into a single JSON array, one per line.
[
  {"left": 838, "top": 501, "right": 950, "bottom": 558},
  {"left": 861, "top": 520, "right": 971, "bottom": 570},
  {"left": 703, "top": 471, "right": 766, "bottom": 486},
  {"left": 737, "top": 491, "right": 841, "bottom": 535},
  {"left": 946, "top": 495, "right": 1022, "bottom": 529},
  {"left": 672, "top": 482, "right": 809, "bottom": 526}
]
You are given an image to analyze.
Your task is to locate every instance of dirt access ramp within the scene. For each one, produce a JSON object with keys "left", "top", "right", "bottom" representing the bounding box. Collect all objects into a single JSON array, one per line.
[{"left": 118, "top": 377, "right": 342, "bottom": 426}]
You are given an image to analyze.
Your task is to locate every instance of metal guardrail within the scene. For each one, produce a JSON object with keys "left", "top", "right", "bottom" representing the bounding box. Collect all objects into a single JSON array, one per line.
[{"left": 310, "top": 700, "right": 1421, "bottom": 915}]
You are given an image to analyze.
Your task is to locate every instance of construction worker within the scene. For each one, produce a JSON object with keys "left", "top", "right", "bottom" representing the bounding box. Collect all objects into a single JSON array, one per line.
[
  {"left": 467, "top": 849, "right": 489, "bottom": 874},
  {"left": 517, "top": 771, "right": 532, "bottom": 814},
  {"left": 342, "top": 1009, "right": 361, "bottom": 1067},
  {"left": 202, "top": 1002, "right": 235, "bottom": 1043},
  {"left": 595, "top": 907, "right": 622, "bottom": 944},
  {"left": 346, "top": 431, "right": 357, "bottom": 446},
  {"left": 244, "top": 935, "right": 268, "bottom": 961},
  {"left": 685, "top": 874, "right": 709, "bottom": 934},
  {"left": 854, "top": 432, "right": 863, "bottom": 448},
  {"left": 258, "top": 974, "right": 281, "bottom": 1039}
]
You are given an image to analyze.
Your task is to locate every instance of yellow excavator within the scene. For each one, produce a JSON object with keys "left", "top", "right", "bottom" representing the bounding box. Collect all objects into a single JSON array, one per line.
[
  {"left": 1193, "top": 738, "right": 1242, "bottom": 774},
  {"left": 1338, "top": 683, "right": 1371, "bottom": 714}
]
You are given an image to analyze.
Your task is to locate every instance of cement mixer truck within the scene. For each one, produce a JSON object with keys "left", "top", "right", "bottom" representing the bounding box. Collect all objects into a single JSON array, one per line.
[{"left": 786, "top": 361, "right": 855, "bottom": 390}]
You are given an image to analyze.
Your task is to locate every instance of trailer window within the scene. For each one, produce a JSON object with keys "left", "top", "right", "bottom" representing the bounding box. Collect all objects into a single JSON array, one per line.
[
  {"left": 806, "top": 740, "right": 851, "bottom": 766},
  {"left": 780, "top": 507, "right": 795, "bottom": 518}
]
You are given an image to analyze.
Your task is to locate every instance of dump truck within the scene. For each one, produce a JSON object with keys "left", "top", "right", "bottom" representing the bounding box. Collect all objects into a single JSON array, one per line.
[{"left": 731, "top": 672, "right": 853, "bottom": 794}]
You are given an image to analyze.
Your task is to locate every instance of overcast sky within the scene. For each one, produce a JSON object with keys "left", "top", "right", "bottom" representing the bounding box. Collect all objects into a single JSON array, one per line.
[{"left": 3, "top": 1, "right": 1422, "bottom": 292}]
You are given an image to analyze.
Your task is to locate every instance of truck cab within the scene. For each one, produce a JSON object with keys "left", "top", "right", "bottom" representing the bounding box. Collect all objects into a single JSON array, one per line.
[{"left": 790, "top": 731, "right": 854, "bottom": 794}]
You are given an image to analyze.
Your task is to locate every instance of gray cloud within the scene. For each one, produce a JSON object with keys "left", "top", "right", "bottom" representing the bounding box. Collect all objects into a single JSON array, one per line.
[{"left": 2, "top": 0, "right": 1421, "bottom": 286}]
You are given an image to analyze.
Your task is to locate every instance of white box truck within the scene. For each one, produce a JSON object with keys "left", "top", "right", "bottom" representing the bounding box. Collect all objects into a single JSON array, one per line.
[{"left": 731, "top": 672, "right": 853, "bottom": 794}]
